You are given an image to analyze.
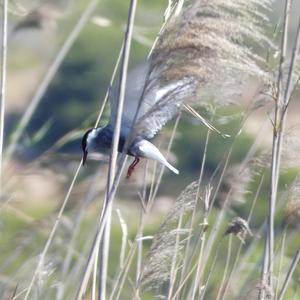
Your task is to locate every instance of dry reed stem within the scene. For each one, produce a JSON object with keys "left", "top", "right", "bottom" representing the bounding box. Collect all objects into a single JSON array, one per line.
[
  {"left": 221, "top": 174, "right": 265, "bottom": 300},
  {"left": 0, "top": 0, "right": 8, "bottom": 187},
  {"left": 199, "top": 239, "right": 223, "bottom": 300},
  {"left": 187, "top": 186, "right": 211, "bottom": 299},
  {"left": 195, "top": 111, "right": 266, "bottom": 295},
  {"left": 278, "top": 248, "right": 300, "bottom": 300},
  {"left": 216, "top": 235, "right": 233, "bottom": 300},
  {"left": 116, "top": 209, "right": 128, "bottom": 269},
  {"left": 178, "top": 117, "right": 212, "bottom": 298},
  {"left": 76, "top": 1, "right": 138, "bottom": 297},
  {"left": 264, "top": 1, "right": 300, "bottom": 295},
  {"left": 274, "top": 227, "right": 288, "bottom": 299},
  {"left": 22, "top": 4, "right": 125, "bottom": 298},
  {"left": 24, "top": 162, "right": 83, "bottom": 300},
  {"left": 98, "top": 0, "right": 137, "bottom": 298},
  {"left": 167, "top": 215, "right": 183, "bottom": 300},
  {"left": 133, "top": 116, "right": 180, "bottom": 298}
]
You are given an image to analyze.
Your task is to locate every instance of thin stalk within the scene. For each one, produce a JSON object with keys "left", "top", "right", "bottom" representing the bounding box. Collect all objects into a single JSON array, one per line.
[
  {"left": 111, "top": 160, "right": 160, "bottom": 299},
  {"left": 188, "top": 187, "right": 211, "bottom": 299},
  {"left": 5, "top": 0, "right": 102, "bottom": 162},
  {"left": 196, "top": 115, "right": 254, "bottom": 292},
  {"left": 263, "top": 0, "right": 290, "bottom": 292},
  {"left": 178, "top": 117, "right": 212, "bottom": 298},
  {"left": 110, "top": 242, "right": 139, "bottom": 300},
  {"left": 274, "top": 227, "right": 288, "bottom": 299},
  {"left": 185, "top": 115, "right": 260, "bottom": 298},
  {"left": 235, "top": 190, "right": 290, "bottom": 300},
  {"left": 216, "top": 235, "right": 233, "bottom": 300},
  {"left": 87, "top": 43, "right": 124, "bottom": 299},
  {"left": 199, "top": 239, "right": 223, "bottom": 300},
  {"left": 24, "top": 20, "right": 123, "bottom": 300},
  {"left": 51, "top": 227, "right": 96, "bottom": 300},
  {"left": 116, "top": 209, "right": 128, "bottom": 269},
  {"left": 134, "top": 173, "right": 156, "bottom": 294},
  {"left": 98, "top": 0, "right": 137, "bottom": 298},
  {"left": 278, "top": 248, "right": 300, "bottom": 300},
  {"left": 184, "top": 116, "right": 267, "bottom": 299},
  {"left": 221, "top": 174, "right": 264, "bottom": 300},
  {"left": 197, "top": 146, "right": 234, "bottom": 274},
  {"left": 56, "top": 44, "right": 123, "bottom": 300},
  {"left": 266, "top": 6, "right": 300, "bottom": 294},
  {"left": 114, "top": 244, "right": 138, "bottom": 300},
  {"left": 93, "top": 250, "right": 99, "bottom": 300},
  {"left": 98, "top": 209, "right": 112, "bottom": 299},
  {"left": 75, "top": 164, "right": 125, "bottom": 300},
  {"left": 134, "top": 117, "right": 180, "bottom": 298},
  {"left": 0, "top": 0, "right": 8, "bottom": 188},
  {"left": 56, "top": 167, "right": 102, "bottom": 300},
  {"left": 135, "top": 164, "right": 149, "bottom": 291},
  {"left": 76, "top": 2, "right": 138, "bottom": 297},
  {"left": 24, "top": 163, "right": 83, "bottom": 300},
  {"left": 167, "top": 215, "right": 183, "bottom": 300},
  {"left": 171, "top": 262, "right": 199, "bottom": 300}
]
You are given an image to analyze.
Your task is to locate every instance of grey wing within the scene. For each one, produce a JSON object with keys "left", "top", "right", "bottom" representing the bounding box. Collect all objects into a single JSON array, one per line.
[
  {"left": 108, "top": 62, "right": 153, "bottom": 134},
  {"left": 133, "top": 78, "right": 196, "bottom": 139},
  {"left": 109, "top": 62, "right": 195, "bottom": 139}
]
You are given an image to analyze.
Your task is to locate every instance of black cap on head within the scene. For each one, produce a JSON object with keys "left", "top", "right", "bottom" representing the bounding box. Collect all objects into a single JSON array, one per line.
[{"left": 81, "top": 128, "right": 93, "bottom": 165}]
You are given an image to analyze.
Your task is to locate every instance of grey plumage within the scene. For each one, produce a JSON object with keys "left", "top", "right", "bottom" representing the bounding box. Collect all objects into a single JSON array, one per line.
[
  {"left": 82, "top": 62, "right": 180, "bottom": 175},
  {"left": 108, "top": 62, "right": 193, "bottom": 140}
]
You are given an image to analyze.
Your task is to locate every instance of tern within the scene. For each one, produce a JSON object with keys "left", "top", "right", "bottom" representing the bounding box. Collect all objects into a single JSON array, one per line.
[{"left": 81, "top": 62, "right": 192, "bottom": 177}]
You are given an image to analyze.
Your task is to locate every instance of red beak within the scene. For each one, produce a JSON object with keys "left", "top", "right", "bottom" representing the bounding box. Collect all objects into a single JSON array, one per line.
[{"left": 82, "top": 150, "right": 88, "bottom": 166}]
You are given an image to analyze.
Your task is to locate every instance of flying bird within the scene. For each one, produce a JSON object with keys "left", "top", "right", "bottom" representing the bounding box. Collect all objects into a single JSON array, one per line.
[
  {"left": 81, "top": 62, "right": 192, "bottom": 177},
  {"left": 81, "top": 0, "right": 271, "bottom": 178}
]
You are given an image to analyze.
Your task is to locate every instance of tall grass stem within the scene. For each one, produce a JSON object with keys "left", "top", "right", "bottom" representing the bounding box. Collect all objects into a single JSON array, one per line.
[
  {"left": 0, "top": 0, "right": 8, "bottom": 188},
  {"left": 98, "top": 0, "right": 137, "bottom": 298}
]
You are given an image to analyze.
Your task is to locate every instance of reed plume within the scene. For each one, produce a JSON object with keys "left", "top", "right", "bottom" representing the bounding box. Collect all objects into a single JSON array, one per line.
[
  {"left": 134, "top": 0, "right": 273, "bottom": 139},
  {"left": 283, "top": 174, "right": 300, "bottom": 228},
  {"left": 150, "top": 0, "right": 273, "bottom": 105},
  {"left": 139, "top": 181, "right": 199, "bottom": 292}
]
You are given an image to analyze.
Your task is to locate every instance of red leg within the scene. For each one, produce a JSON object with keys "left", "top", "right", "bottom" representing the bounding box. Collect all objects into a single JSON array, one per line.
[{"left": 126, "top": 157, "right": 140, "bottom": 178}]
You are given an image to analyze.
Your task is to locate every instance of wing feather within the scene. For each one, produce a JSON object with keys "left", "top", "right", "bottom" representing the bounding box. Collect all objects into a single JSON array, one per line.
[{"left": 108, "top": 62, "right": 195, "bottom": 139}]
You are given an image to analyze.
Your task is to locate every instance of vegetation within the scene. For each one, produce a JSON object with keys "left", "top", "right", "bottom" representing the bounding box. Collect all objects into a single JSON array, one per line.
[{"left": 0, "top": 0, "right": 300, "bottom": 299}]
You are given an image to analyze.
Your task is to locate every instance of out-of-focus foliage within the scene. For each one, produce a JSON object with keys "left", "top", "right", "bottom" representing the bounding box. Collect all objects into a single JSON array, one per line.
[{"left": 1, "top": 0, "right": 300, "bottom": 299}]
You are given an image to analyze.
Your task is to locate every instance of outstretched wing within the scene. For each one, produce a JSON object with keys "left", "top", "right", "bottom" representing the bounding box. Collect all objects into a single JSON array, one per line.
[
  {"left": 108, "top": 62, "right": 153, "bottom": 134},
  {"left": 108, "top": 62, "right": 195, "bottom": 139},
  {"left": 133, "top": 78, "right": 195, "bottom": 139}
]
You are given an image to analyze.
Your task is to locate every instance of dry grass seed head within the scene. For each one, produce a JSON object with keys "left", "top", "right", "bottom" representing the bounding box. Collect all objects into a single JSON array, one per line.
[
  {"left": 139, "top": 181, "right": 199, "bottom": 291},
  {"left": 150, "top": 0, "right": 273, "bottom": 107},
  {"left": 283, "top": 174, "right": 300, "bottom": 227},
  {"left": 241, "top": 280, "right": 273, "bottom": 299}
]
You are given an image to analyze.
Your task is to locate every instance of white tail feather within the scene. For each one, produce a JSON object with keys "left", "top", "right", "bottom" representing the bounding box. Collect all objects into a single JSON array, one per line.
[
  {"left": 136, "top": 140, "right": 179, "bottom": 175},
  {"left": 163, "top": 160, "right": 179, "bottom": 174}
]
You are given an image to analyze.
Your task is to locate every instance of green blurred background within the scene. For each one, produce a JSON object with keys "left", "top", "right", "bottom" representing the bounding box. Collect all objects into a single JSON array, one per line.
[{"left": 1, "top": 0, "right": 300, "bottom": 299}]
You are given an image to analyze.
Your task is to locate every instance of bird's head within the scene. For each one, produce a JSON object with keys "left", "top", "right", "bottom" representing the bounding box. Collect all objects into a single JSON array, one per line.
[
  {"left": 81, "top": 127, "right": 111, "bottom": 165},
  {"left": 81, "top": 128, "right": 94, "bottom": 165}
]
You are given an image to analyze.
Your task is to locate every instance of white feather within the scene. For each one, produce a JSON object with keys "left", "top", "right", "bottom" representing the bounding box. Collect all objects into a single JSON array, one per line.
[{"left": 137, "top": 140, "right": 179, "bottom": 174}]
